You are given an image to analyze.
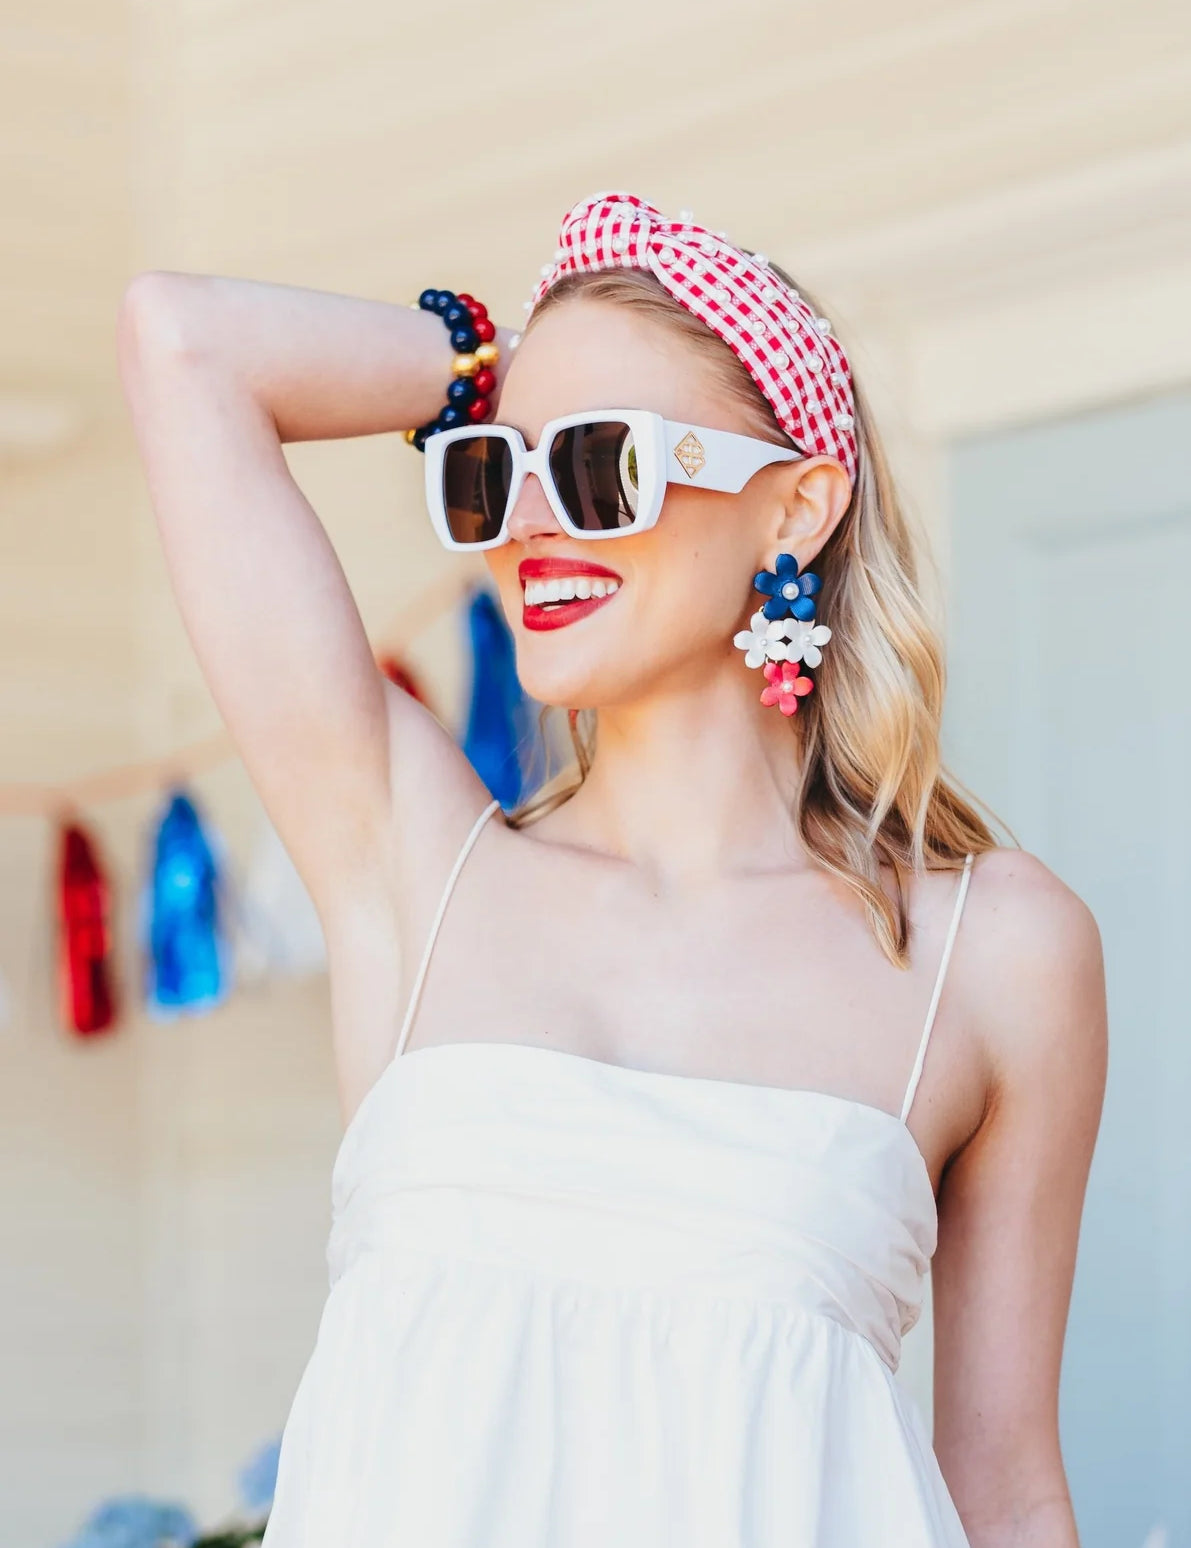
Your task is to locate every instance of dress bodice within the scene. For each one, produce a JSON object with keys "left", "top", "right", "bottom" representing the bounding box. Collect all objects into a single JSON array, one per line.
[
  {"left": 329, "top": 798, "right": 974, "bottom": 1375},
  {"left": 330, "top": 1039, "right": 937, "bottom": 1371}
]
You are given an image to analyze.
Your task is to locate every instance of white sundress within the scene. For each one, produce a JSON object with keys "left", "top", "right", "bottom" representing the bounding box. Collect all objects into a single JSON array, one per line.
[{"left": 263, "top": 799, "right": 977, "bottom": 1547}]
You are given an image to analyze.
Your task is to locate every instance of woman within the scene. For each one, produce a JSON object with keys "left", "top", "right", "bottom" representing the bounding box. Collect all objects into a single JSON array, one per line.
[{"left": 118, "top": 191, "right": 1107, "bottom": 1547}]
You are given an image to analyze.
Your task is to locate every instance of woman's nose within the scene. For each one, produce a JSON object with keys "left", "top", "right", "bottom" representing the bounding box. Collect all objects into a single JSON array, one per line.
[{"left": 505, "top": 472, "right": 566, "bottom": 544}]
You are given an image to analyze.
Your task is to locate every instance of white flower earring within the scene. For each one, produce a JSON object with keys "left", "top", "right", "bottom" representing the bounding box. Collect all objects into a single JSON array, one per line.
[
  {"left": 733, "top": 553, "right": 832, "bottom": 716},
  {"left": 733, "top": 611, "right": 792, "bottom": 669}
]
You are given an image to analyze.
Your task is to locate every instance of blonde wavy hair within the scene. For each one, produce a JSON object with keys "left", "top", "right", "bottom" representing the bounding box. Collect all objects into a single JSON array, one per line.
[{"left": 505, "top": 264, "right": 1007, "bottom": 967}]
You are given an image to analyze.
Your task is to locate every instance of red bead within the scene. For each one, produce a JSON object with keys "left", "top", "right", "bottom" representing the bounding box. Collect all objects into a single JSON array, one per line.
[
  {"left": 473, "top": 317, "right": 495, "bottom": 342},
  {"left": 465, "top": 299, "right": 488, "bottom": 321},
  {"left": 467, "top": 395, "right": 491, "bottom": 423},
  {"left": 456, "top": 292, "right": 475, "bottom": 305},
  {"left": 473, "top": 367, "right": 496, "bottom": 395}
]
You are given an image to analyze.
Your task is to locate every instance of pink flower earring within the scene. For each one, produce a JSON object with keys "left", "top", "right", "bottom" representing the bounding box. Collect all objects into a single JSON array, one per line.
[{"left": 732, "top": 554, "right": 832, "bottom": 716}]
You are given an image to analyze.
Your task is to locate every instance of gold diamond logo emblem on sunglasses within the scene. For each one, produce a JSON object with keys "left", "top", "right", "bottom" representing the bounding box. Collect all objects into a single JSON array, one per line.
[{"left": 673, "top": 431, "right": 707, "bottom": 479}]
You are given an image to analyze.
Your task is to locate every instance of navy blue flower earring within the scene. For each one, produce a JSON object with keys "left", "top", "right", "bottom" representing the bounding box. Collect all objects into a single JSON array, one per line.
[
  {"left": 754, "top": 552, "right": 821, "bottom": 622},
  {"left": 733, "top": 554, "right": 832, "bottom": 716}
]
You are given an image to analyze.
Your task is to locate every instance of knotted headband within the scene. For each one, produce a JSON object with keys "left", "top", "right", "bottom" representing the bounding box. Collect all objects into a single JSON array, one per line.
[{"left": 525, "top": 190, "right": 858, "bottom": 483}]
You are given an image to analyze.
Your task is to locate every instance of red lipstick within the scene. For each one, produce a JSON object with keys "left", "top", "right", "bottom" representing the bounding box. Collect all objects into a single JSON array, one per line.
[
  {"left": 518, "top": 556, "right": 623, "bottom": 582},
  {"left": 518, "top": 554, "right": 624, "bottom": 633}
]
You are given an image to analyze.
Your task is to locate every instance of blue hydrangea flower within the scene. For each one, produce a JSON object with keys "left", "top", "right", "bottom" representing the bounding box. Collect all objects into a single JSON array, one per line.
[
  {"left": 238, "top": 1435, "right": 282, "bottom": 1513},
  {"left": 753, "top": 553, "right": 821, "bottom": 622},
  {"left": 60, "top": 1495, "right": 198, "bottom": 1548}
]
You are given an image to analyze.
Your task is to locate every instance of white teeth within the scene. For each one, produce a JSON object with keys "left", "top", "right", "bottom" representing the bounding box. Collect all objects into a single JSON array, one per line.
[{"left": 523, "top": 575, "right": 621, "bottom": 606}]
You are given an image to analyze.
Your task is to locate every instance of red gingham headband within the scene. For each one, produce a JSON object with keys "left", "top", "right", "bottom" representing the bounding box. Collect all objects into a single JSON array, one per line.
[{"left": 525, "top": 190, "right": 858, "bottom": 483}]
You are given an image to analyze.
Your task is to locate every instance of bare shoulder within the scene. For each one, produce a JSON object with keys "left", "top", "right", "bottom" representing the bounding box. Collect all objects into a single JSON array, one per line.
[
  {"left": 963, "top": 846, "right": 1103, "bottom": 985},
  {"left": 961, "top": 845, "right": 1107, "bottom": 1099},
  {"left": 965, "top": 845, "right": 1100, "bottom": 951}
]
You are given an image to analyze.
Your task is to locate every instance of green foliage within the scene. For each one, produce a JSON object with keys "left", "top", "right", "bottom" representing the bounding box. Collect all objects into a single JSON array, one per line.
[{"left": 191, "top": 1523, "right": 267, "bottom": 1548}]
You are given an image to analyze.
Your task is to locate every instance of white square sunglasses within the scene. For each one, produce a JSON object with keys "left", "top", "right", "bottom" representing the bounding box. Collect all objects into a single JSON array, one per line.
[{"left": 423, "top": 408, "right": 806, "bottom": 551}]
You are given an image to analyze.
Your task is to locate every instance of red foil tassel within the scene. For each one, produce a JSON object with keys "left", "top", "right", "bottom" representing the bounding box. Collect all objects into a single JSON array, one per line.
[
  {"left": 378, "top": 654, "right": 429, "bottom": 706},
  {"left": 57, "top": 822, "right": 117, "bottom": 1036}
]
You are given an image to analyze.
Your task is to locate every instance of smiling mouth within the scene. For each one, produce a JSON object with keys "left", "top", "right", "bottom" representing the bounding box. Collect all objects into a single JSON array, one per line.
[{"left": 520, "top": 563, "right": 622, "bottom": 628}]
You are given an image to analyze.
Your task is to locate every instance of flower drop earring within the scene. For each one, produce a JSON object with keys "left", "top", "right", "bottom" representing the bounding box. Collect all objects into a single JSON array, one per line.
[{"left": 733, "top": 553, "right": 833, "bottom": 716}]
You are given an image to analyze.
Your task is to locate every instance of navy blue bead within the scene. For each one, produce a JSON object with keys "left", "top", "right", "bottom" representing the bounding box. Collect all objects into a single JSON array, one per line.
[
  {"left": 418, "top": 288, "right": 439, "bottom": 311},
  {"left": 411, "top": 426, "right": 430, "bottom": 451},
  {"left": 432, "top": 290, "right": 456, "bottom": 315},
  {"left": 443, "top": 301, "right": 471, "bottom": 327},
  {"left": 449, "top": 326, "right": 479, "bottom": 352},
  {"left": 438, "top": 405, "right": 466, "bottom": 429},
  {"left": 447, "top": 377, "right": 478, "bottom": 405}
]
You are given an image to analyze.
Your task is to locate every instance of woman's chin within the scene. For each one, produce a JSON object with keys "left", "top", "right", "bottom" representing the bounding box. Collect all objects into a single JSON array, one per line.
[
  {"left": 515, "top": 643, "right": 630, "bottom": 712},
  {"left": 517, "top": 667, "right": 610, "bottom": 711}
]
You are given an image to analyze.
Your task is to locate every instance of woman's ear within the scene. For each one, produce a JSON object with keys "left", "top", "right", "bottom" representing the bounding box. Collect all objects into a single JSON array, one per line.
[{"left": 767, "top": 456, "right": 852, "bottom": 568}]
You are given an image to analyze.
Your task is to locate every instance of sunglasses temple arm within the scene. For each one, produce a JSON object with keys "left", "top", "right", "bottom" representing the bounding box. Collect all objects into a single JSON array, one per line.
[{"left": 662, "top": 423, "right": 802, "bottom": 494}]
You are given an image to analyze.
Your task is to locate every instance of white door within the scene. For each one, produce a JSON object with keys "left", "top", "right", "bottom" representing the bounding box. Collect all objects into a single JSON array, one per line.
[{"left": 946, "top": 389, "right": 1191, "bottom": 1548}]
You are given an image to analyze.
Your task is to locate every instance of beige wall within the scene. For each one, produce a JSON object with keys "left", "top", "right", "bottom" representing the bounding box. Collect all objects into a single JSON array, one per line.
[{"left": 3, "top": 0, "right": 1190, "bottom": 1541}]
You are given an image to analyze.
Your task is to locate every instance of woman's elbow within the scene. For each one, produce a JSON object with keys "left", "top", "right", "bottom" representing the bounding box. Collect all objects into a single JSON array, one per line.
[{"left": 117, "top": 271, "right": 213, "bottom": 383}]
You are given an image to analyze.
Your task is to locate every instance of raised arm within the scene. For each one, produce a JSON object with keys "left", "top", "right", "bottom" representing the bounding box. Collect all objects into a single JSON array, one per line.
[
  {"left": 931, "top": 849, "right": 1108, "bottom": 1548},
  {"left": 117, "top": 275, "right": 516, "bottom": 916}
]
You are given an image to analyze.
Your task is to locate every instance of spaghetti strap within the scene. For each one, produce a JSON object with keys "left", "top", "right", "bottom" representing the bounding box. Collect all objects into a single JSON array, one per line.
[
  {"left": 899, "top": 853, "right": 975, "bottom": 1125},
  {"left": 393, "top": 798, "right": 501, "bottom": 1061}
]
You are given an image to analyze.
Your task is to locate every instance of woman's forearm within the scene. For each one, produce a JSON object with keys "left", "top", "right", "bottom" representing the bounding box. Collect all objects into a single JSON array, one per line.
[
  {"left": 961, "top": 1485, "right": 1080, "bottom": 1548},
  {"left": 118, "top": 271, "right": 518, "bottom": 444}
]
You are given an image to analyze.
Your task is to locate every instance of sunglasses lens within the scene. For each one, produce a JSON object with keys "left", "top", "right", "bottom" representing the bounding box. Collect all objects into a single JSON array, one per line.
[
  {"left": 441, "top": 434, "right": 514, "bottom": 545},
  {"left": 548, "top": 420, "right": 641, "bottom": 533}
]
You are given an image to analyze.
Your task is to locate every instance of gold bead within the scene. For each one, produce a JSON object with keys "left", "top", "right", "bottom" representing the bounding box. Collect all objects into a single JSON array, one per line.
[
  {"left": 474, "top": 342, "right": 499, "bottom": 366},
  {"left": 452, "top": 352, "right": 479, "bottom": 377},
  {"left": 404, "top": 427, "right": 418, "bottom": 444}
]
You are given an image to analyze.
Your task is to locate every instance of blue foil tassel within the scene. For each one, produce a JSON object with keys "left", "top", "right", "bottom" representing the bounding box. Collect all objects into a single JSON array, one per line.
[
  {"left": 145, "top": 789, "right": 229, "bottom": 1017},
  {"left": 461, "top": 588, "right": 545, "bottom": 810}
]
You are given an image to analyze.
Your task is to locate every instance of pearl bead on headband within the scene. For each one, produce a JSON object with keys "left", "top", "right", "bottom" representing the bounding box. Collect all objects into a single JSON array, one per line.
[{"left": 525, "top": 190, "right": 859, "bottom": 484}]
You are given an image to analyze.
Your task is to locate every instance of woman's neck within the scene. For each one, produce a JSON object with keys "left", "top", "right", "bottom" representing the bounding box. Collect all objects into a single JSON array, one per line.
[{"left": 562, "top": 674, "right": 810, "bottom": 889}]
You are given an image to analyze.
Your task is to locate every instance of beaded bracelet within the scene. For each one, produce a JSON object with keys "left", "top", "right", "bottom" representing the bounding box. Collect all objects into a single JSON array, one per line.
[{"left": 404, "top": 288, "right": 501, "bottom": 452}]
